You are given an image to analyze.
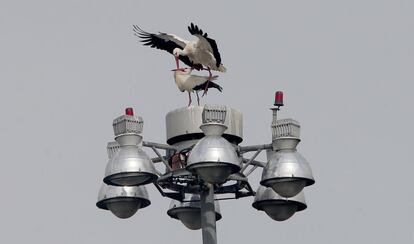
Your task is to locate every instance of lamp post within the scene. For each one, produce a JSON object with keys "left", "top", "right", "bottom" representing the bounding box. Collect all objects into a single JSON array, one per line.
[{"left": 96, "top": 91, "right": 315, "bottom": 244}]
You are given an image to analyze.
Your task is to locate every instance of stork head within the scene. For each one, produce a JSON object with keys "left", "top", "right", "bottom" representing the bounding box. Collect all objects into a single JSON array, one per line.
[
  {"left": 171, "top": 67, "right": 191, "bottom": 74},
  {"left": 173, "top": 48, "right": 182, "bottom": 57}
]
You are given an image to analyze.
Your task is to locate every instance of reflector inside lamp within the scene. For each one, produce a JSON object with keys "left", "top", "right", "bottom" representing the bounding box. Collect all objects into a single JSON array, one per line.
[
  {"left": 193, "top": 164, "right": 233, "bottom": 184},
  {"left": 176, "top": 208, "right": 201, "bottom": 230},
  {"left": 106, "top": 172, "right": 153, "bottom": 186},
  {"left": 105, "top": 198, "right": 142, "bottom": 219},
  {"left": 267, "top": 178, "right": 307, "bottom": 198},
  {"left": 261, "top": 202, "right": 297, "bottom": 221}
]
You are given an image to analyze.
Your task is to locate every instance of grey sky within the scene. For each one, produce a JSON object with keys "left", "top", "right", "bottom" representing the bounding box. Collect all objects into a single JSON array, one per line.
[{"left": 1, "top": 0, "right": 413, "bottom": 243}]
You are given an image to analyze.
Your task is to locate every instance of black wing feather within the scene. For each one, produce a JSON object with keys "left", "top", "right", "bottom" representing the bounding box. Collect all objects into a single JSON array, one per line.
[
  {"left": 188, "top": 23, "right": 222, "bottom": 68},
  {"left": 133, "top": 25, "right": 200, "bottom": 69},
  {"left": 193, "top": 80, "right": 223, "bottom": 92}
]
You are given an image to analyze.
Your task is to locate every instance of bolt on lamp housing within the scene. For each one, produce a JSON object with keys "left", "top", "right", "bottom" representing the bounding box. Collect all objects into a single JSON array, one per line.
[
  {"left": 104, "top": 109, "right": 158, "bottom": 186},
  {"left": 252, "top": 186, "right": 306, "bottom": 221},
  {"left": 167, "top": 194, "right": 222, "bottom": 230},
  {"left": 97, "top": 183, "right": 151, "bottom": 219},
  {"left": 261, "top": 119, "right": 315, "bottom": 198},
  {"left": 186, "top": 105, "right": 242, "bottom": 184}
]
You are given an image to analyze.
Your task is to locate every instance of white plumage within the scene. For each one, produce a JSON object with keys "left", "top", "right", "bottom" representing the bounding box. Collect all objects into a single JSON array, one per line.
[
  {"left": 134, "top": 23, "right": 226, "bottom": 96},
  {"left": 172, "top": 39, "right": 227, "bottom": 73},
  {"left": 173, "top": 68, "right": 222, "bottom": 106},
  {"left": 134, "top": 23, "right": 226, "bottom": 73},
  {"left": 134, "top": 23, "right": 227, "bottom": 98}
]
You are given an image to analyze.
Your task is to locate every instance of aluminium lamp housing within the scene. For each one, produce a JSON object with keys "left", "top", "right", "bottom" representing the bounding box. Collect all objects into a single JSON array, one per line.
[
  {"left": 261, "top": 119, "right": 315, "bottom": 198},
  {"left": 96, "top": 183, "right": 151, "bottom": 219},
  {"left": 97, "top": 141, "right": 151, "bottom": 219},
  {"left": 104, "top": 109, "right": 158, "bottom": 186},
  {"left": 186, "top": 105, "right": 242, "bottom": 184}
]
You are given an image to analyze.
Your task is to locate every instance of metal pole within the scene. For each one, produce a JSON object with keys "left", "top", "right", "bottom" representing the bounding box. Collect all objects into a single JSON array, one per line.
[
  {"left": 240, "top": 149, "right": 262, "bottom": 172},
  {"left": 200, "top": 183, "right": 217, "bottom": 244},
  {"left": 242, "top": 158, "right": 266, "bottom": 168},
  {"left": 142, "top": 141, "right": 177, "bottom": 151},
  {"left": 150, "top": 146, "right": 173, "bottom": 171},
  {"left": 238, "top": 143, "right": 272, "bottom": 153}
]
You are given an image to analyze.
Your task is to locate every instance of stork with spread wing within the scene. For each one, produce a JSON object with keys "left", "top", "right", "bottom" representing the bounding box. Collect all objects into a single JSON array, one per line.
[{"left": 133, "top": 23, "right": 226, "bottom": 95}]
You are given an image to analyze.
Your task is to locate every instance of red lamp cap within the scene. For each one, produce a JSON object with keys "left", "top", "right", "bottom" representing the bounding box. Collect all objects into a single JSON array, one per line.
[
  {"left": 125, "top": 107, "right": 134, "bottom": 116},
  {"left": 274, "top": 91, "right": 284, "bottom": 106}
]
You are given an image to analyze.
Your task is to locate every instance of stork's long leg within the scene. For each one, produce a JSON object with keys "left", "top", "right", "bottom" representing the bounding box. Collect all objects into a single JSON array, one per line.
[
  {"left": 196, "top": 91, "right": 200, "bottom": 106},
  {"left": 202, "top": 68, "right": 212, "bottom": 97},
  {"left": 187, "top": 91, "right": 192, "bottom": 107}
]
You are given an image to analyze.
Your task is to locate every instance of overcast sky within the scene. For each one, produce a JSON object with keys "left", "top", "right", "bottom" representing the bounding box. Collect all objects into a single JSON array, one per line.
[{"left": 1, "top": 0, "right": 413, "bottom": 243}]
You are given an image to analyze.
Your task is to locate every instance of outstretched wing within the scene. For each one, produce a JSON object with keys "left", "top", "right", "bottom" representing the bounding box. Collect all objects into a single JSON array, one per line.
[
  {"left": 188, "top": 23, "right": 222, "bottom": 68},
  {"left": 133, "top": 25, "right": 197, "bottom": 68},
  {"left": 133, "top": 25, "right": 187, "bottom": 53}
]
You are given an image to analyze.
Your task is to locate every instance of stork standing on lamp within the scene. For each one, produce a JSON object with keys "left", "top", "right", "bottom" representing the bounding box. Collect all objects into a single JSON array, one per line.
[
  {"left": 172, "top": 67, "right": 222, "bottom": 106},
  {"left": 133, "top": 23, "right": 226, "bottom": 95}
]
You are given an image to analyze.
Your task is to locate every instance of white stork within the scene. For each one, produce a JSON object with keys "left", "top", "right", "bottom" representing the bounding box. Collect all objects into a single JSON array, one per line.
[
  {"left": 133, "top": 23, "right": 226, "bottom": 95},
  {"left": 172, "top": 67, "right": 222, "bottom": 106}
]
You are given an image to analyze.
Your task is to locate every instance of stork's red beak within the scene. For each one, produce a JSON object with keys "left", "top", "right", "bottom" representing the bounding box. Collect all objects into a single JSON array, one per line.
[
  {"left": 171, "top": 68, "right": 186, "bottom": 72},
  {"left": 175, "top": 56, "right": 180, "bottom": 69}
]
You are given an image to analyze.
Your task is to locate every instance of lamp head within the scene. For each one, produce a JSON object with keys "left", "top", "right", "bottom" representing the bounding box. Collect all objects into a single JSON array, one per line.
[
  {"left": 187, "top": 105, "right": 241, "bottom": 184},
  {"left": 261, "top": 150, "right": 314, "bottom": 198},
  {"left": 104, "top": 109, "right": 158, "bottom": 186},
  {"left": 263, "top": 119, "right": 315, "bottom": 197},
  {"left": 104, "top": 145, "right": 158, "bottom": 186},
  {"left": 96, "top": 183, "right": 151, "bottom": 219},
  {"left": 167, "top": 194, "right": 222, "bottom": 230},
  {"left": 252, "top": 186, "right": 306, "bottom": 221}
]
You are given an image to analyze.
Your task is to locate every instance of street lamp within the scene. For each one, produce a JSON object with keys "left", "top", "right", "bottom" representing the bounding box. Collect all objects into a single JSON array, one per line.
[
  {"left": 103, "top": 109, "right": 158, "bottom": 186},
  {"left": 252, "top": 185, "right": 306, "bottom": 221},
  {"left": 97, "top": 142, "right": 151, "bottom": 219},
  {"left": 96, "top": 184, "right": 151, "bottom": 219},
  {"left": 186, "top": 105, "right": 242, "bottom": 184},
  {"left": 96, "top": 91, "right": 316, "bottom": 244},
  {"left": 260, "top": 119, "right": 315, "bottom": 198},
  {"left": 167, "top": 194, "right": 222, "bottom": 230}
]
